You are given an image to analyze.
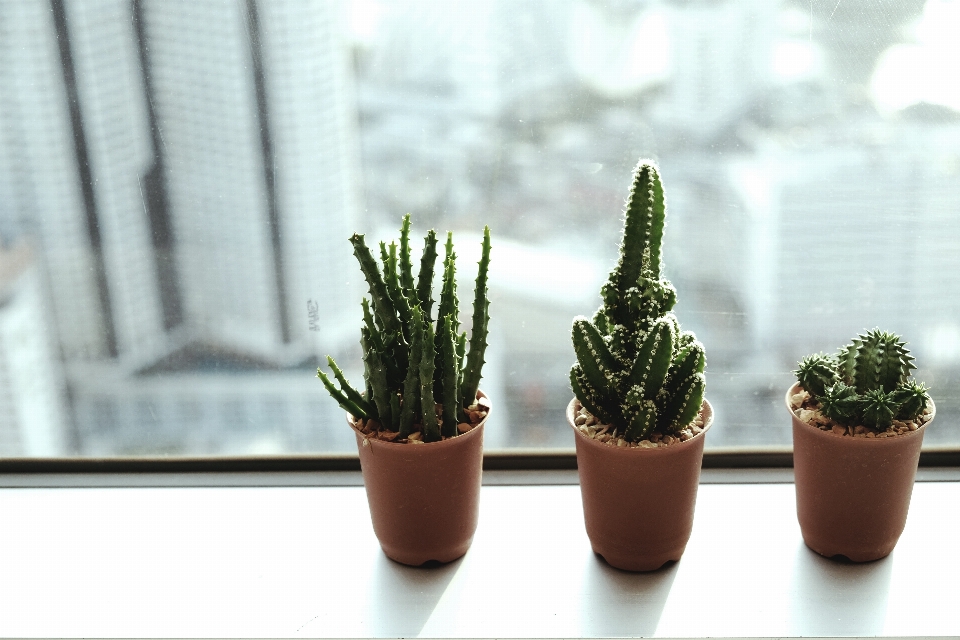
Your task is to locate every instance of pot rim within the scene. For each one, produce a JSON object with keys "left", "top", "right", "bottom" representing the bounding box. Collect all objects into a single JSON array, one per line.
[
  {"left": 347, "top": 389, "right": 489, "bottom": 449},
  {"left": 785, "top": 381, "right": 934, "bottom": 442},
  {"left": 566, "top": 396, "right": 713, "bottom": 453}
]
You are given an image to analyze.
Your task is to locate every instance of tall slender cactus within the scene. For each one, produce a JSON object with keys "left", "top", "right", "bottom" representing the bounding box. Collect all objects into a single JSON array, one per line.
[
  {"left": 318, "top": 215, "right": 492, "bottom": 442},
  {"left": 570, "top": 160, "right": 706, "bottom": 442}
]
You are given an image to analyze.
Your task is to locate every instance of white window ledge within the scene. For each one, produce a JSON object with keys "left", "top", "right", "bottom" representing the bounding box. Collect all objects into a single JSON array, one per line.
[{"left": 0, "top": 471, "right": 957, "bottom": 638}]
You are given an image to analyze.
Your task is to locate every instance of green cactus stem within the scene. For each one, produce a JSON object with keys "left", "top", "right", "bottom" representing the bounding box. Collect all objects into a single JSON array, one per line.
[
  {"left": 626, "top": 317, "right": 674, "bottom": 395},
  {"left": 417, "top": 229, "right": 439, "bottom": 322},
  {"left": 398, "top": 306, "right": 425, "bottom": 439},
  {"left": 892, "top": 381, "right": 930, "bottom": 420},
  {"left": 659, "top": 372, "right": 706, "bottom": 433},
  {"left": 320, "top": 215, "right": 491, "bottom": 441},
  {"left": 362, "top": 327, "right": 395, "bottom": 430},
  {"left": 434, "top": 234, "right": 459, "bottom": 396},
  {"left": 316, "top": 361, "right": 369, "bottom": 421},
  {"left": 838, "top": 328, "right": 915, "bottom": 393},
  {"left": 859, "top": 389, "right": 899, "bottom": 430},
  {"left": 398, "top": 214, "right": 416, "bottom": 300},
  {"left": 569, "top": 160, "right": 706, "bottom": 442},
  {"left": 460, "top": 226, "right": 491, "bottom": 410},
  {"left": 795, "top": 353, "right": 840, "bottom": 398},
  {"left": 817, "top": 382, "right": 859, "bottom": 423},
  {"left": 419, "top": 320, "right": 440, "bottom": 442},
  {"left": 439, "top": 314, "right": 461, "bottom": 437}
]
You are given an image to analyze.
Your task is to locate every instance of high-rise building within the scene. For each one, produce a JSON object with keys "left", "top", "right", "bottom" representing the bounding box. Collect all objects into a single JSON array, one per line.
[
  {"left": 0, "top": 243, "right": 69, "bottom": 456},
  {"left": 137, "top": 0, "right": 361, "bottom": 364},
  {"left": 727, "top": 121, "right": 952, "bottom": 358},
  {"left": 654, "top": 0, "right": 777, "bottom": 140},
  {"left": 0, "top": 0, "right": 110, "bottom": 362},
  {"left": 0, "top": 0, "right": 362, "bottom": 453}
]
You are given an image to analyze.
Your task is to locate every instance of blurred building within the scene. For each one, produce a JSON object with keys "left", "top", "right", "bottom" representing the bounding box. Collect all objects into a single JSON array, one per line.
[
  {"left": 0, "top": 243, "right": 68, "bottom": 456},
  {"left": 0, "top": 0, "right": 361, "bottom": 453},
  {"left": 1, "top": 0, "right": 957, "bottom": 454},
  {"left": 732, "top": 118, "right": 960, "bottom": 360}
]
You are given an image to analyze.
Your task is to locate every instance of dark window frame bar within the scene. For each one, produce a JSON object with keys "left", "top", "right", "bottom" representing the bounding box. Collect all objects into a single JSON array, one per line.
[{"left": 0, "top": 448, "right": 958, "bottom": 474}]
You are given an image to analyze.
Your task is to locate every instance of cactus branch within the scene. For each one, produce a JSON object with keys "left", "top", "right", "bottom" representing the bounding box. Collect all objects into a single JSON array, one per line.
[
  {"left": 892, "top": 381, "right": 929, "bottom": 420},
  {"left": 325, "top": 356, "right": 372, "bottom": 416},
  {"left": 362, "top": 327, "right": 393, "bottom": 429},
  {"left": 440, "top": 314, "right": 461, "bottom": 436},
  {"left": 660, "top": 372, "right": 705, "bottom": 433},
  {"left": 570, "top": 365, "right": 618, "bottom": 426},
  {"left": 460, "top": 226, "right": 491, "bottom": 407},
  {"left": 351, "top": 234, "right": 402, "bottom": 341},
  {"left": 571, "top": 317, "right": 619, "bottom": 396},
  {"left": 818, "top": 382, "right": 859, "bottom": 423},
  {"left": 623, "top": 395, "right": 658, "bottom": 441},
  {"left": 398, "top": 214, "right": 416, "bottom": 299},
  {"left": 795, "top": 353, "right": 839, "bottom": 398},
  {"left": 627, "top": 318, "right": 674, "bottom": 399},
  {"left": 420, "top": 321, "right": 440, "bottom": 442},
  {"left": 417, "top": 230, "right": 439, "bottom": 323},
  {"left": 399, "top": 306, "right": 425, "bottom": 438},
  {"left": 618, "top": 161, "right": 666, "bottom": 292},
  {"left": 435, "top": 234, "right": 459, "bottom": 394},
  {"left": 859, "top": 388, "right": 898, "bottom": 430},
  {"left": 384, "top": 243, "right": 414, "bottom": 345},
  {"left": 317, "top": 367, "right": 369, "bottom": 420}
]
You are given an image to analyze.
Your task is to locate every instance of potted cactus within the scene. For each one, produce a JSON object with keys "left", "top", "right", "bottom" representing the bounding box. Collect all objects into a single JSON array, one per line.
[
  {"left": 318, "top": 214, "right": 491, "bottom": 566},
  {"left": 567, "top": 160, "right": 713, "bottom": 572},
  {"left": 788, "top": 329, "right": 935, "bottom": 562}
]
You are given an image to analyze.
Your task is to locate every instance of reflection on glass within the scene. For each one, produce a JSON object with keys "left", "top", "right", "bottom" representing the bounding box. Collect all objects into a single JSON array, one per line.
[{"left": 0, "top": 0, "right": 957, "bottom": 456}]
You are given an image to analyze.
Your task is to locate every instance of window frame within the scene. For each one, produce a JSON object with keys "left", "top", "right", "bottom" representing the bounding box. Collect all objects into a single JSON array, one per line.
[{"left": 1, "top": 448, "right": 958, "bottom": 477}]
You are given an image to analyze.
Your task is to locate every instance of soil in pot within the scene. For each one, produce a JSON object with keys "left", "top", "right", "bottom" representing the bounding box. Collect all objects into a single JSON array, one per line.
[
  {"left": 568, "top": 398, "right": 713, "bottom": 572},
  {"left": 348, "top": 392, "right": 489, "bottom": 566},
  {"left": 787, "top": 383, "right": 934, "bottom": 562}
]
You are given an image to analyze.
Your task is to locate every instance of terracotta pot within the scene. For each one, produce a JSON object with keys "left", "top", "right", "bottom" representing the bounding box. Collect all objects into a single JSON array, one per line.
[
  {"left": 568, "top": 398, "right": 713, "bottom": 572},
  {"left": 787, "top": 382, "right": 933, "bottom": 562},
  {"left": 348, "top": 392, "right": 488, "bottom": 566}
]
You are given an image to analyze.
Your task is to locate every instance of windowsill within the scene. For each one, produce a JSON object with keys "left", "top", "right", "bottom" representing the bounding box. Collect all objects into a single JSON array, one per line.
[{"left": 0, "top": 471, "right": 957, "bottom": 638}]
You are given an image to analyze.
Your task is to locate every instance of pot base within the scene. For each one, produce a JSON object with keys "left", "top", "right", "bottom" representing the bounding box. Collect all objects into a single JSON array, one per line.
[
  {"left": 380, "top": 538, "right": 474, "bottom": 567},
  {"left": 593, "top": 545, "right": 684, "bottom": 572},
  {"left": 801, "top": 535, "right": 896, "bottom": 563}
]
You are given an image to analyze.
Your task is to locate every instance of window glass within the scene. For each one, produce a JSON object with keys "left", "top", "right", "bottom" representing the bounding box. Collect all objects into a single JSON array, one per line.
[{"left": 0, "top": 0, "right": 957, "bottom": 456}]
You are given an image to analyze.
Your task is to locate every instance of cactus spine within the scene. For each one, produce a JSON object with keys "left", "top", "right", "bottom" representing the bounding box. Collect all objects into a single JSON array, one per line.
[
  {"left": 318, "top": 215, "right": 491, "bottom": 442},
  {"left": 570, "top": 160, "right": 706, "bottom": 442},
  {"left": 795, "top": 328, "right": 930, "bottom": 431}
]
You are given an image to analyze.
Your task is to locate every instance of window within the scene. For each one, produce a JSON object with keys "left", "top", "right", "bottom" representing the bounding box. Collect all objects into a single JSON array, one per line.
[{"left": 0, "top": 0, "right": 957, "bottom": 458}]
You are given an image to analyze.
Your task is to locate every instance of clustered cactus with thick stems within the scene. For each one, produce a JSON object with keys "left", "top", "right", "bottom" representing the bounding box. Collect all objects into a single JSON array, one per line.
[
  {"left": 570, "top": 161, "right": 706, "bottom": 443},
  {"left": 795, "top": 329, "right": 930, "bottom": 431},
  {"left": 318, "top": 215, "right": 491, "bottom": 442}
]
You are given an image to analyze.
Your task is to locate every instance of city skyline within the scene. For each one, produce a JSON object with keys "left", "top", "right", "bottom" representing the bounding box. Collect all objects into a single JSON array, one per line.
[{"left": 0, "top": 0, "right": 958, "bottom": 454}]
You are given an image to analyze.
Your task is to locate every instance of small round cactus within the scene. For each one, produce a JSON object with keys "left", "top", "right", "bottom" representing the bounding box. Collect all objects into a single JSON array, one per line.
[
  {"left": 817, "top": 382, "right": 859, "bottom": 423},
  {"left": 795, "top": 329, "right": 930, "bottom": 431},
  {"left": 795, "top": 353, "right": 839, "bottom": 398}
]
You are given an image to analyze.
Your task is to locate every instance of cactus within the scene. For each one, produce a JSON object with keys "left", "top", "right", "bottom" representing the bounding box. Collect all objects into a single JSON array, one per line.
[
  {"left": 837, "top": 328, "right": 915, "bottom": 393},
  {"left": 795, "top": 353, "right": 839, "bottom": 398},
  {"left": 795, "top": 328, "right": 930, "bottom": 431},
  {"left": 817, "top": 382, "right": 859, "bottom": 423},
  {"left": 318, "top": 215, "right": 491, "bottom": 442},
  {"left": 569, "top": 160, "right": 706, "bottom": 442}
]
